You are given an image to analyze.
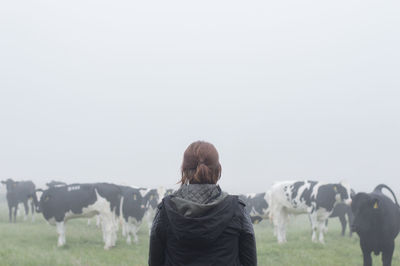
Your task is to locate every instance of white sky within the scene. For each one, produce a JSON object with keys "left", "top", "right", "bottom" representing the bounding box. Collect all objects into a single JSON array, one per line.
[{"left": 1, "top": 0, "right": 399, "bottom": 194}]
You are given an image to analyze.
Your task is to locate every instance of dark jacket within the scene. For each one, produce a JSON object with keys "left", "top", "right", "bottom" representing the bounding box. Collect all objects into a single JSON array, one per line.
[{"left": 149, "top": 184, "right": 257, "bottom": 266}]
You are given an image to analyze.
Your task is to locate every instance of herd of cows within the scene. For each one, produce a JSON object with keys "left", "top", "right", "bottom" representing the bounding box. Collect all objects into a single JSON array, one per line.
[{"left": 1, "top": 179, "right": 400, "bottom": 266}]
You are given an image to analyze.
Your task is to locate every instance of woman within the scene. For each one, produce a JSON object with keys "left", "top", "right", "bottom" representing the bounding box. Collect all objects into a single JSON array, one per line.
[{"left": 149, "top": 141, "right": 257, "bottom": 266}]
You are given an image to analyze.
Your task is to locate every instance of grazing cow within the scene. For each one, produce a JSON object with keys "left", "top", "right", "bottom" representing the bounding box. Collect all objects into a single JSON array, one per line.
[
  {"left": 325, "top": 203, "right": 354, "bottom": 237},
  {"left": 351, "top": 184, "right": 400, "bottom": 266},
  {"left": 239, "top": 192, "right": 270, "bottom": 224},
  {"left": 37, "top": 183, "right": 121, "bottom": 250},
  {"left": 269, "top": 180, "right": 352, "bottom": 244},
  {"left": 119, "top": 186, "right": 147, "bottom": 244},
  {"left": 46, "top": 180, "right": 67, "bottom": 188},
  {"left": 1, "top": 179, "right": 38, "bottom": 223}
]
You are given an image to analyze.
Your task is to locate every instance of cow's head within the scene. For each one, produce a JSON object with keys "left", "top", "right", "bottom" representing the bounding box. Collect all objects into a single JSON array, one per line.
[
  {"left": 143, "top": 189, "right": 160, "bottom": 210},
  {"left": 334, "top": 182, "right": 352, "bottom": 205},
  {"left": 129, "top": 189, "right": 147, "bottom": 210},
  {"left": 250, "top": 193, "right": 269, "bottom": 217},
  {"left": 37, "top": 189, "right": 53, "bottom": 214},
  {"left": 35, "top": 189, "right": 44, "bottom": 212},
  {"left": 1, "top": 179, "right": 17, "bottom": 192},
  {"left": 351, "top": 192, "right": 382, "bottom": 234}
]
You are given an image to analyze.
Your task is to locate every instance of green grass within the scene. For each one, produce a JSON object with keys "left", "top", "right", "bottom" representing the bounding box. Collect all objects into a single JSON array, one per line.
[{"left": 1, "top": 202, "right": 399, "bottom": 266}]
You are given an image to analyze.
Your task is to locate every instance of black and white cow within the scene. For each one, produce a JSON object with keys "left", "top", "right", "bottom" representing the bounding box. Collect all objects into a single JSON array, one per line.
[
  {"left": 1, "top": 179, "right": 38, "bottom": 223},
  {"left": 119, "top": 186, "right": 148, "bottom": 244},
  {"left": 143, "top": 187, "right": 174, "bottom": 235},
  {"left": 351, "top": 184, "right": 400, "bottom": 266},
  {"left": 268, "top": 180, "right": 352, "bottom": 244},
  {"left": 46, "top": 180, "right": 67, "bottom": 188},
  {"left": 37, "top": 183, "right": 121, "bottom": 250},
  {"left": 325, "top": 203, "right": 354, "bottom": 237},
  {"left": 239, "top": 193, "right": 269, "bottom": 224}
]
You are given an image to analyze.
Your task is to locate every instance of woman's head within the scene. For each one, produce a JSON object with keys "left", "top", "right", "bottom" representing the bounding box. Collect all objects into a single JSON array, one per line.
[{"left": 180, "top": 141, "right": 222, "bottom": 185}]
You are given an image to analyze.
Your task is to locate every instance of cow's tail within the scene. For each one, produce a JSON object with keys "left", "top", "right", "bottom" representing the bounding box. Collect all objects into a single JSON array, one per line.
[{"left": 373, "top": 184, "right": 399, "bottom": 207}]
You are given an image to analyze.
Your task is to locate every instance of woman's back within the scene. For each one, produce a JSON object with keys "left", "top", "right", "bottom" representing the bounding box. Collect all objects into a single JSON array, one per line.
[{"left": 149, "top": 141, "right": 257, "bottom": 266}]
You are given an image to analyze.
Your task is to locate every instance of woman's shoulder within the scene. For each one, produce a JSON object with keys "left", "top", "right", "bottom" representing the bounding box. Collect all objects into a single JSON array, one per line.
[{"left": 222, "top": 194, "right": 247, "bottom": 216}]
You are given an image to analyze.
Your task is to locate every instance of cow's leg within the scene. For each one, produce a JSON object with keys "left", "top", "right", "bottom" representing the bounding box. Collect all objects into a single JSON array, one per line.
[
  {"left": 127, "top": 223, "right": 136, "bottom": 244},
  {"left": 101, "top": 221, "right": 107, "bottom": 242},
  {"left": 30, "top": 199, "right": 35, "bottom": 222},
  {"left": 87, "top": 218, "right": 91, "bottom": 226},
  {"left": 272, "top": 208, "right": 285, "bottom": 243},
  {"left": 126, "top": 231, "right": 132, "bottom": 245},
  {"left": 122, "top": 220, "right": 127, "bottom": 237},
  {"left": 362, "top": 251, "right": 372, "bottom": 266},
  {"left": 339, "top": 215, "right": 346, "bottom": 236},
  {"left": 108, "top": 220, "right": 118, "bottom": 248},
  {"left": 100, "top": 214, "right": 115, "bottom": 250},
  {"left": 8, "top": 205, "right": 12, "bottom": 223},
  {"left": 56, "top": 221, "right": 66, "bottom": 247},
  {"left": 317, "top": 220, "right": 326, "bottom": 244},
  {"left": 382, "top": 241, "right": 395, "bottom": 266},
  {"left": 271, "top": 208, "right": 280, "bottom": 242},
  {"left": 102, "top": 219, "right": 112, "bottom": 250},
  {"left": 309, "top": 213, "right": 318, "bottom": 242},
  {"left": 280, "top": 210, "right": 289, "bottom": 243},
  {"left": 323, "top": 219, "right": 329, "bottom": 233},
  {"left": 96, "top": 215, "right": 101, "bottom": 228},
  {"left": 348, "top": 212, "right": 354, "bottom": 237},
  {"left": 274, "top": 209, "right": 287, "bottom": 244},
  {"left": 131, "top": 223, "right": 140, "bottom": 244},
  {"left": 111, "top": 217, "right": 118, "bottom": 247},
  {"left": 23, "top": 201, "right": 29, "bottom": 221},
  {"left": 13, "top": 206, "right": 18, "bottom": 223},
  {"left": 360, "top": 240, "right": 372, "bottom": 266},
  {"left": 123, "top": 220, "right": 132, "bottom": 244}
]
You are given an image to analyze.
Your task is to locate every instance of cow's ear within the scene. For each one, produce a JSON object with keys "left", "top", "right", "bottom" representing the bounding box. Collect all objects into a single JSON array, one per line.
[{"left": 1, "top": 181, "right": 5, "bottom": 184}]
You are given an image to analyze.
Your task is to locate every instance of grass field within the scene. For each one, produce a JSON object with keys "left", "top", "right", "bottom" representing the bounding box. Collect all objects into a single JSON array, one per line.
[{"left": 1, "top": 202, "right": 400, "bottom": 266}]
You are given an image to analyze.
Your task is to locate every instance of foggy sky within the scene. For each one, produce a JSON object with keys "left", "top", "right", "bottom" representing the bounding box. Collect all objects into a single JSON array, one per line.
[{"left": 1, "top": 0, "right": 399, "bottom": 194}]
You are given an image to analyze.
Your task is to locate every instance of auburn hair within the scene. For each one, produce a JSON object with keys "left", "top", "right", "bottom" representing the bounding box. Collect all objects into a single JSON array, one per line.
[{"left": 180, "top": 141, "right": 222, "bottom": 185}]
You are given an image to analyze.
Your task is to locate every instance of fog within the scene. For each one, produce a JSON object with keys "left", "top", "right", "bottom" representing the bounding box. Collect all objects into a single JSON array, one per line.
[{"left": 1, "top": 0, "right": 399, "bottom": 195}]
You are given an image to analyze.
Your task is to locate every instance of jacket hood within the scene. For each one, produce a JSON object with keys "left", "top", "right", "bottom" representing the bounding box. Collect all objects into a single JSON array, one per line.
[{"left": 163, "top": 184, "right": 237, "bottom": 246}]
